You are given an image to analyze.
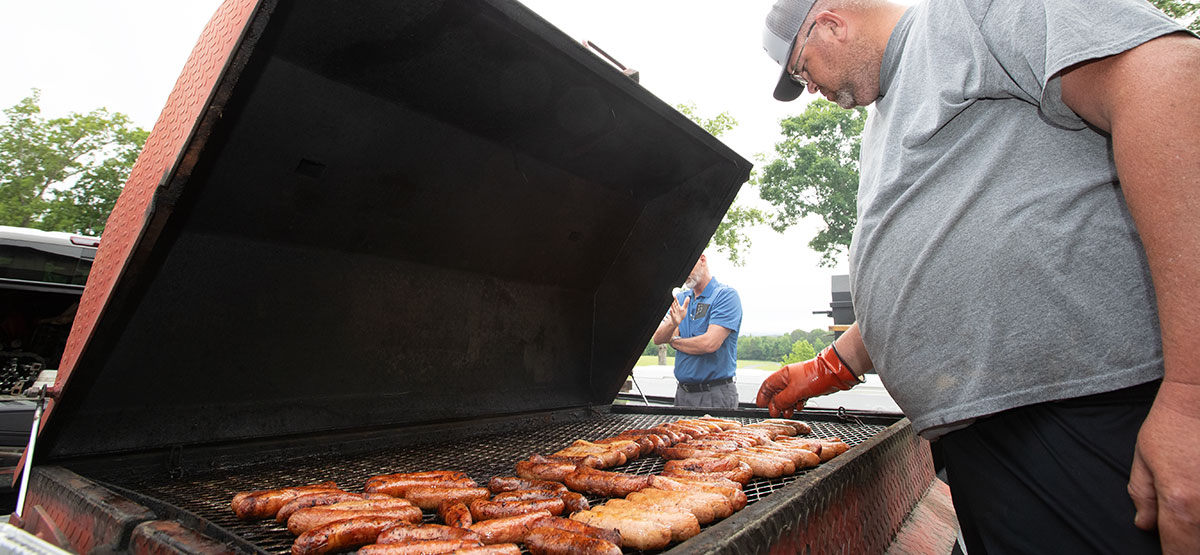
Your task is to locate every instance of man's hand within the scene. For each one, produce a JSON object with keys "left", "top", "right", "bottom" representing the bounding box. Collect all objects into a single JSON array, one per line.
[
  {"left": 755, "top": 344, "right": 862, "bottom": 417},
  {"left": 1128, "top": 381, "right": 1200, "bottom": 554},
  {"left": 668, "top": 296, "right": 689, "bottom": 327}
]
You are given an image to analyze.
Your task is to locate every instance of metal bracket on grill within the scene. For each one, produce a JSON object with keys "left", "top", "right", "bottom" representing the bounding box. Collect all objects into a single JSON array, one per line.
[
  {"left": 836, "top": 406, "right": 865, "bottom": 426},
  {"left": 629, "top": 373, "right": 650, "bottom": 406}
]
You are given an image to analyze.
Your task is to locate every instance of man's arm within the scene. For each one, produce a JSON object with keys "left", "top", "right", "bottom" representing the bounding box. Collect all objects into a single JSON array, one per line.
[
  {"left": 670, "top": 324, "right": 732, "bottom": 355},
  {"left": 1060, "top": 32, "right": 1200, "bottom": 553},
  {"left": 832, "top": 322, "right": 873, "bottom": 375}
]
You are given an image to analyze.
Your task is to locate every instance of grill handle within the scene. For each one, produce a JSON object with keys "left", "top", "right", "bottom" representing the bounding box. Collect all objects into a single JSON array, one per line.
[{"left": 15, "top": 385, "right": 47, "bottom": 519}]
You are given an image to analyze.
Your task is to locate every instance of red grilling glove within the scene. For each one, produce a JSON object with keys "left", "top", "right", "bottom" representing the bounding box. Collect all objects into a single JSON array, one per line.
[{"left": 756, "top": 344, "right": 864, "bottom": 418}]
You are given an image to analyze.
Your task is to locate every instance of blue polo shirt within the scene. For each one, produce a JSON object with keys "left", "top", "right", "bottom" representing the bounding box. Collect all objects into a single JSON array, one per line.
[{"left": 673, "top": 276, "right": 742, "bottom": 384}]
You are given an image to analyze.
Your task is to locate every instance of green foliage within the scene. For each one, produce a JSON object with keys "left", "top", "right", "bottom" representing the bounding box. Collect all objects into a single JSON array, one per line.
[
  {"left": 1149, "top": 0, "right": 1200, "bottom": 31},
  {"left": 735, "top": 334, "right": 793, "bottom": 362},
  {"left": 754, "top": 99, "right": 867, "bottom": 267},
  {"left": 675, "top": 102, "right": 764, "bottom": 266},
  {"left": 781, "top": 339, "right": 817, "bottom": 365},
  {"left": 0, "top": 90, "right": 147, "bottom": 235},
  {"left": 788, "top": 328, "right": 833, "bottom": 352},
  {"left": 643, "top": 340, "right": 675, "bottom": 357}
]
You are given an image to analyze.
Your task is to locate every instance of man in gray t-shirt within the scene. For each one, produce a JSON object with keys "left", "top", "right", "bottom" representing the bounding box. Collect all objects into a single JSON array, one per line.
[{"left": 754, "top": 0, "right": 1200, "bottom": 552}]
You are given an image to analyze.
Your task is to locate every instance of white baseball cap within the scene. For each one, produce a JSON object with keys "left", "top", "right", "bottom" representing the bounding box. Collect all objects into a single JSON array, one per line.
[{"left": 763, "top": 0, "right": 819, "bottom": 101}]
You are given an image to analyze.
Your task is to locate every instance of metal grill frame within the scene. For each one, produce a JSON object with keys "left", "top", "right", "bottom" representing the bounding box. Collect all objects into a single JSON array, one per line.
[{"left": 23, "top": 405, "right": 911, "bottom": 554}]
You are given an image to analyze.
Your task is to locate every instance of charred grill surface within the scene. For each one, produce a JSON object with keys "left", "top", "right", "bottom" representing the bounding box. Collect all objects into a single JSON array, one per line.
[{"left": 84, "top": 412, "right": 886, "bottom": 554}]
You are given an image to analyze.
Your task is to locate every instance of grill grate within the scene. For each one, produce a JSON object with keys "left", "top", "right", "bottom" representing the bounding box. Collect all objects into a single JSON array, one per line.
[{"left": 94, "top": 412, "right": 886, "bottom": 554}]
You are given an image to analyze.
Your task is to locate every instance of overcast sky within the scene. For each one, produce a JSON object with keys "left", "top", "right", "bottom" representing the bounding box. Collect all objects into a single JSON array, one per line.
[{"left": 0, "top": 0, "right": 855, "bottom": 335}]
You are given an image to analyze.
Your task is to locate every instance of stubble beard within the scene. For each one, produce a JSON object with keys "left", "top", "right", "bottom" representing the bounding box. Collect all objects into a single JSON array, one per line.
[{"left": 831, "top": 34, "right": 882, "bottom": 109}]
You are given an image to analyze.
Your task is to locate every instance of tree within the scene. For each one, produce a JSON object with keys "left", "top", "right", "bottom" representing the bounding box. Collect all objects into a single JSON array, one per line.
[
  {"left": 1149, "top": 0, "right": 1200, "bottom": 32},
  {"left": 0, "top": 90, "right": 148, "bottom": 235},
  {"left": 676, "top": 103, "right": 765, "bottom": 266},
  {"left": 781, "top": 339, "right": 817, "bottom": 365},
  {"left": 789, "top": 328, "right": 833, "bottom": 352},
  {"left": 755, "top": 99, "right": 867, "bottom": 267}
]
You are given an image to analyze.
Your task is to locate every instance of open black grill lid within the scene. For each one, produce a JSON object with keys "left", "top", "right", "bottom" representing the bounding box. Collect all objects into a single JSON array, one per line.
[{"left": 38, "top": 0, "right": 750, "bottom": 460}]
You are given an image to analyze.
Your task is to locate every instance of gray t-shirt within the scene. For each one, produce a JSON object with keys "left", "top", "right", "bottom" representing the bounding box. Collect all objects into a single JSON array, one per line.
[{"left": 850, "top": 0, "right": 1185, "bottom": 438}]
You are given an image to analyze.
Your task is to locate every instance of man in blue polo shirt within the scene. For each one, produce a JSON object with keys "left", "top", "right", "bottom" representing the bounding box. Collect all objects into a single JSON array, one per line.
[{"left": 652, "top": 253, "right": 743, "bottom": 408}]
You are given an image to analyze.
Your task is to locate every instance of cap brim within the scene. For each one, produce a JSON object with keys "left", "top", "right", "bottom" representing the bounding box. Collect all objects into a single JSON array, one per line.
[{"left": 773, "top": 68, "right": 804, "bottom": 101}]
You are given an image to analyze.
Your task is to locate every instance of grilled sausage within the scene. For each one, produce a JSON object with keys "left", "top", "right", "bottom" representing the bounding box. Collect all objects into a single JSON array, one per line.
[
  {"left": 819, "top": 438, "right": 850, "bottom": 461},
  {"left": 357, "top": 540, "right": 483, "bottom": 555},
  {"left": 570, "top": 508, "right": 672, "bottom": 550},
  {"left": 515, "top": 460, "right": 577, "bottom": 482},
  {"left": 404, "top": 486, "right": 491, "bottom": 511},
  {"left": 623, "top": 489, "right": 715, "bottom": 525},
  {"left": 287, "top": 500, "right": 421, "bottom": 535},
  {"left": 524, "top": 526, "right": 622, "bottom": 555},
  {"left": 662, "top": 454, "right": 742, "bottom": 473},
  {"left": 438, "top": 500, "right": 473, "bottom": 528},
  {"left": 613, "top": 429, "right": 671, "bottom": 451},
  {"left": 715, "top": 427, "right": 773, "bottom": 444},
  {"left": 694, "top": 416, "right": 743, "bottom": 430},
  {"left": 551, "top": 441, "right": 626, "bottom": 468},
  {"left": 467, "top": 510, "right": 552, "bottom": 544},
  {"left": 231, "top": 481, "right": 340, "bottom": 520},
  {"left": 625, "top": 488, "right": 732, "bottom": 524},
  {"left": 491, "top": 489, "right": 560, "bottom": 503},
  {"left": 729, "top": 451, "right": 793, "bottom": 478},
  {"left": 656, "top": 445, "right": 734, "bottom": 460},
  {"left": 745, "top": 445, "right": 820, "bottom": 469},
  {"left": 648, "top": 425, "right": 689, "bottom": 444},
  {"left": 682, "top": 439, "right": 744, "bottom": 451},
  {"left": 650, "top": 475, "right": 747, "bottom": 511},
  {"left": 660, "top": 463, "right": 753, "bottom": 485},
  {"left": 528, "top": 454, "right": 604, "bottom": 468},
  {"left": 674, "top": 419, "right": 724, "bottom": 433},
  {"left": 277, "top": 492, "right": 393, "bottom": 523},
  {"left": 376, "top": 523, "right": 482, "bottom": 543},
  {"left": 529, "top": 516, "right": 621, "bottom": 545},
  {"left": 744, "top": 422, "right": 799, "bottom": 437},
  {"left": 368, "top": 471, "right": 469, "bottom": 482},
  {"left": 487, "top": 477, "right": 568, "bottom": 495},
  {"left": 290, "top": 515, "right": 404, "bottom": 555},
  {"left": 600, "top": 435, "right": 655, "bottom": 456},
  {"left": 563, "top": 466, "right": 653, "bottom": 498},
  {"left": 366, "top": 477, "right": 479, "bottom": 497},
  {"left": 773, "top": 437, "right": 825, "bottom": 454},
  {"left": 588, "top": 439, "right": 641, "bottom": 461},
  {"left": 699, "top": 433, "right": 760, "bottom": 448},
  {"left": 469, "top": 497, "right": 564, "bottom": 521},
  {"left": 594, "top": 500, "right": 701, "bottom": 542},
  {"left": 559, "top": 492, "right": 589, "bottom": 514},
  {"left": 446, "top": 545, "right": 521, "bottom": 555},
  {"left": 761, "top": 418, "right": 812, "bottom": 435}
]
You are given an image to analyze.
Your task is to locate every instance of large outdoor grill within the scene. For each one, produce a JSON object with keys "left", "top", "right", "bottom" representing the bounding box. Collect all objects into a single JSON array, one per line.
[{"left": 12, "top": 0, "right": 955, "bottom": 553}]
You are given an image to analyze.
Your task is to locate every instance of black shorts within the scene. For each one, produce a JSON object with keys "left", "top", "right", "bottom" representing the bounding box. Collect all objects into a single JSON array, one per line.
[{"left": 935, "top": 380, "right": 1162, "bottom": 554}]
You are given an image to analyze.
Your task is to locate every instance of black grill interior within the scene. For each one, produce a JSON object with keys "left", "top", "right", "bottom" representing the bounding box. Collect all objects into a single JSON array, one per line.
[{"left": 90, "top": 412, "right": 886, "bottom": 554}]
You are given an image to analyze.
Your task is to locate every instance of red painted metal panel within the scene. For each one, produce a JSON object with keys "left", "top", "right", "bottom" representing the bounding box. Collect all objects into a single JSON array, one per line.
[{"left": 53, "top": 0, "right": 258, "bottom": 415}]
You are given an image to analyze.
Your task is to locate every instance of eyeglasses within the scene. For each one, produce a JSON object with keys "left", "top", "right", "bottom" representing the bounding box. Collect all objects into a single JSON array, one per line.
[{"left": 787, "top": 21, "right": 819, "bottom": 89}]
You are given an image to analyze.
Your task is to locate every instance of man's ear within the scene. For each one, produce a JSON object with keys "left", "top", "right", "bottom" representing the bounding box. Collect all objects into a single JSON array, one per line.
[{"left": 812, "top": 10, "right": 850, "bottom": 43}]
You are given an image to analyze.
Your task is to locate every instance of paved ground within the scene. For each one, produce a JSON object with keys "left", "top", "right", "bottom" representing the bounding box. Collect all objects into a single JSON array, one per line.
[{"left": 626, "top": 365, "right": 903, "bottom": 414}]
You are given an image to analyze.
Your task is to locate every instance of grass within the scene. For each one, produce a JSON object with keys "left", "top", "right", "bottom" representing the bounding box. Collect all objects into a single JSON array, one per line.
[{"left": 635, "top": 355, "right": 781, "bottom": 371}]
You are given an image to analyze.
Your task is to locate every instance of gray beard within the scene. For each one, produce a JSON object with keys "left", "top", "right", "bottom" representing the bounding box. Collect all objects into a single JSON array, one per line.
[{"left": 836, "top": 88, "right": 856, "bottom": 109}]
